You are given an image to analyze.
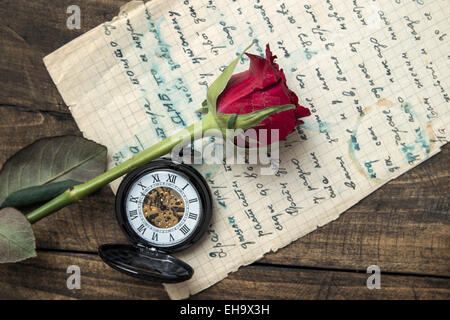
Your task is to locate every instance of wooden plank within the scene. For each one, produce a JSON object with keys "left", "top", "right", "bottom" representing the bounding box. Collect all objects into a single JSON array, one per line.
[
  {"left": 0, "top": 107, "right": 448, "bottom": 277},
  {"left": 0, "top": 251, "right": 448, "bottom": 299},
  {"left": 0, "top": 107, "right": 79, "bottom": 164},
  {"left": 0, "top": 0, "right": 126, "bottom": 112}
]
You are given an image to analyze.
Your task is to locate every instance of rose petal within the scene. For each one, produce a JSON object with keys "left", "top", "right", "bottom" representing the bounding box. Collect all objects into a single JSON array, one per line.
[{"left": 216, "top": 43, "right": 311, "bottom": 145}]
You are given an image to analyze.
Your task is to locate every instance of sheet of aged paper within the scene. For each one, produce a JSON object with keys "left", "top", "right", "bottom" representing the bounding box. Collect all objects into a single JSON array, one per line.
[{"left": 44, "top": 0, "right": 449, "bottom": 299}]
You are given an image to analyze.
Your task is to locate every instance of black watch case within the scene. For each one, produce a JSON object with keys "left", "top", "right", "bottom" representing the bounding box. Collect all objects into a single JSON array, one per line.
[{"left": 98, "top": 159, "right": 213, "bottom": 283}]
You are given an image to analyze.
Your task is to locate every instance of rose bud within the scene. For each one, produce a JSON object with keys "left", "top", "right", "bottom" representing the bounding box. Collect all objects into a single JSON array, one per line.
[
  {"left": 215, "top": 44, "right": 311, "bottom": 147},
  {"left": 26, "top": 42, "right": 311, "bottom": 224}
]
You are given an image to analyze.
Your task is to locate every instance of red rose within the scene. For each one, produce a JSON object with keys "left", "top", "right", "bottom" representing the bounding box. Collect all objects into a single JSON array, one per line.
[{"left": 216, "top": 44, "right": 311, "bottom": 146}]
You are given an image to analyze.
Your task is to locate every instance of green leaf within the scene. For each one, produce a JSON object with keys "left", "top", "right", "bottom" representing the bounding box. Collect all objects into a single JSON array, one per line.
[
  {"left": 206, "top": 42, "right": 254, "bottom": 115},
  {"left": 0, "top": 207, "right": 36, "bottom": 263},
  {"left": 0, "top": 180, "right": 81, "bottom": 209},
  {"left": 0, "top": 135, "right": 107, "bottom": 208}
]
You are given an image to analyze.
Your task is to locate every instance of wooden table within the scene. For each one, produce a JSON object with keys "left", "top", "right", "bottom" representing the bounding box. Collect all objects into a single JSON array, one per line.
[{"left": 0, "top": 0, "right": 448, "bottom": 299}]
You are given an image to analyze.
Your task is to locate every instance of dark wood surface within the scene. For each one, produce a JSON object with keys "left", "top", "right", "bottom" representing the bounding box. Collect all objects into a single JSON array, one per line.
[{"left": 0, "top": 0, "right": 448, "bottom": 300}]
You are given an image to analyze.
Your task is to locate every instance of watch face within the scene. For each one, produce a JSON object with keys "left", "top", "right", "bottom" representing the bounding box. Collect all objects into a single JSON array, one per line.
[
  {"left": 124, "top": 169, "right": 202, "bottom": 248},
  {"left": 115, "top": 160, "right": 212, "bottom": 252}
]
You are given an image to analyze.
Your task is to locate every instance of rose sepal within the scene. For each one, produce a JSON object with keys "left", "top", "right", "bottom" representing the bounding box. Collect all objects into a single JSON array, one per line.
[
  {"left": 213, "top": 104, "right": 296, "bottom": 135},
  {"left": 23, "top": 43, "right": 305, "bottom": 224},
  {"left": 205, "top": 42, "right": 255, "bottom": 116}
]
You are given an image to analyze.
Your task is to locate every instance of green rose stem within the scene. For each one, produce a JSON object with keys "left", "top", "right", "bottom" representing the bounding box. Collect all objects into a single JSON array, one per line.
[
  {"left": 25, "top": 102, "right": 294, "bottom": 224},
  {"left": 25, "top": 114, "right": 215, "bottom": 224},
  {"left": 25, "top": 42, "right": 295, "bottom": 224}
]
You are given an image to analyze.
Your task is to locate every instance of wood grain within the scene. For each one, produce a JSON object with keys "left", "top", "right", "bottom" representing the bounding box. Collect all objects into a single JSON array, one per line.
[
  {"left": 0, "top": 251, "right": 448, "bottom": 300},
  {"left": 0, "top": 0, "right": 127, "bottom": 113},
  {"left": 0, "top": 0, "right": 448, "bottom": 299}
]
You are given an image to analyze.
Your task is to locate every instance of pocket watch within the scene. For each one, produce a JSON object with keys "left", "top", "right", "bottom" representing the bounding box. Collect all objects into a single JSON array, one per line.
[{"left": 98, "top": 158, "right": 213, "bottom": 283}]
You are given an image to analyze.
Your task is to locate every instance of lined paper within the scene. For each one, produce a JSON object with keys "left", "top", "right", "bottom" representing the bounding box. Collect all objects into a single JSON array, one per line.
[{"left": 44, "top": 0, "right": 449, "bottom": 299}]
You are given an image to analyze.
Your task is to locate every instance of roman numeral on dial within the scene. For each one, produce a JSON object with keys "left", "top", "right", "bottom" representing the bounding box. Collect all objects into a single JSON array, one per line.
[
  {"left": 188, "top": 212, "right": 198, "bottom": 220},
  {"left": 129, "top": 210, "right": 138, "bottom": 220},
  {"left": 137, "top": 182, "right": 146, "bottom": 190},
  {"left": 152, "top": 174, "right": 160, "bottom": 183},
  {"left": 130, "top": 195, "right": 139, "bottom": 203},
  {"left": 137, "top": 224, "right": 147, "bottom": 235},
  {"left": 189, "top": 198, "right": 198, "bottom": 204},
  {"left": 180, "top": 225, "right": 190, "bottom": 235},
  {"left": 152, "top": 232, "right": 158, "bottom": 241},
  {"left": 166, "top": 174, "right": 177, "bottom": 183}
]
